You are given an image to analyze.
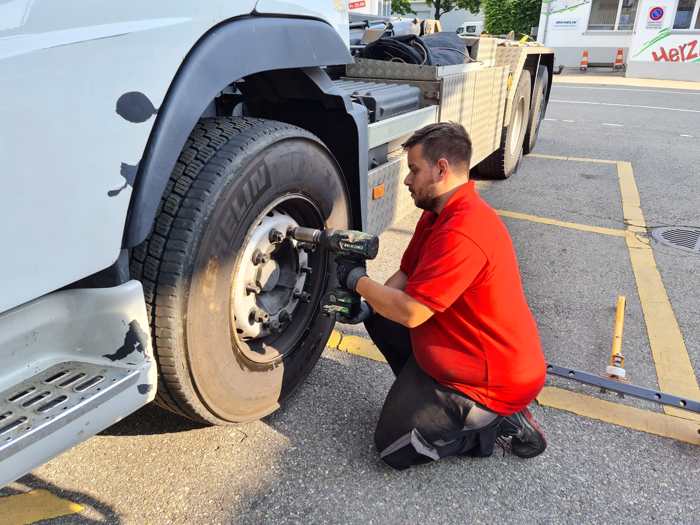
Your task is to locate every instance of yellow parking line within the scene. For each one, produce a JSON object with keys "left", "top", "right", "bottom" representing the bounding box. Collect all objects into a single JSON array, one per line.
[
  {"left": 538, "top": 387, "right": 700, "bottom": 446},
  {"left": 328, "top": 330, "right": 700, "bottom": 445},
  {"left": 336, "top": 332, "right": 387, "bottom": 363},
  {"left": 0, "top": 489, "right": 83, "bottom": 525},
  {"left": 496, "top": 209, "right": 626, "bottom": 238},
  {"left": 527, "top": 153, "right": 617, "bottom": 165},
  {"left": 616, "top": 161, "right": 700, "bottom": 421}
]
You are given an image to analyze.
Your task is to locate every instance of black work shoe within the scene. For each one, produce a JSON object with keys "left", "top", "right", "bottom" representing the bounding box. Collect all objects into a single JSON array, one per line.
[{"left": 499, "top": 408, "right": 546, "bottom": 458}]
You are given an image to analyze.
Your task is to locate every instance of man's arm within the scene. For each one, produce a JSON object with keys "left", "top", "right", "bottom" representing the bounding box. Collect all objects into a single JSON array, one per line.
[
  {"left": 384, "top": 270, "right": 408, "bottom": 291},
  {"left": 356, "top": 276, "right": 434, "bottom": 328}
]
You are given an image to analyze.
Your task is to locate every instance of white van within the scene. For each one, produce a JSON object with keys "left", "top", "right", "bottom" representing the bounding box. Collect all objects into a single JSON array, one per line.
[{"left": 456, "top": 21, "right": 484, "bottom": 36}]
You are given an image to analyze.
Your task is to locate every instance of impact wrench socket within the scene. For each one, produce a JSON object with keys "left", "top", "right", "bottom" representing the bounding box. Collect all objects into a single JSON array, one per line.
[
  {"left": 288, "top": 227, "right": 379, "bottom": 318},
  {"left": 288, "top": 227, "right": 379, "bottom": 260}
]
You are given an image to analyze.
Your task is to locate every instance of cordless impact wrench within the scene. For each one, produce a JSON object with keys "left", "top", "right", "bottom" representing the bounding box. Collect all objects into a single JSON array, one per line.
[{"left": 288, "top": 227, "right": 379, "bottom": 318}]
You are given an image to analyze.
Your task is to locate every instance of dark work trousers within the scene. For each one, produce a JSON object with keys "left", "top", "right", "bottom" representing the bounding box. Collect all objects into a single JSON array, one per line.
[{"left": 364, "top": 313, "right": 503, "bottom": 470}]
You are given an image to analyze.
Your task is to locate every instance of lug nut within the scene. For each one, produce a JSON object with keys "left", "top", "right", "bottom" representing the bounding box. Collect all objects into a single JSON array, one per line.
[
  {"left": 246, "top": 283, "right": 262, "bottom": 295},
  {"left": 253, "top": 309, "right": 269, "bottom": 323},
  {"left": 269, "top": 229, "right": 285, "bottom": 244},
  {"left": 294, "top": 291, "right": 311, "bottom": 303},
  {"left": 252, "top": 250, "right": 270, "bottom": 265}
]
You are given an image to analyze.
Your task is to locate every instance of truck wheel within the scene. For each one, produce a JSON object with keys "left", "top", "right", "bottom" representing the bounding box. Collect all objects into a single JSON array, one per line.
[
  {"left": 524, "top": 66, "right": 549, "bottom": 154},
  {"left": 475, "top": 70, "right": 531, "bottom": 179},
  {"left": 131, "top": 117, "right": 350, "bottom": 424}
]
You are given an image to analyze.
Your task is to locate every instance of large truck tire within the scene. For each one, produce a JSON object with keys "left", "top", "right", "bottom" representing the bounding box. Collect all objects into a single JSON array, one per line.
[
  {"left": 523, "top": 66, "right": 549, "bottom": 154},
  {"left": 131, "top": 117, "right": 351, "bottom": 424},
  {"left": 475, "top": 70, "right": 531, "bottom": 179}
]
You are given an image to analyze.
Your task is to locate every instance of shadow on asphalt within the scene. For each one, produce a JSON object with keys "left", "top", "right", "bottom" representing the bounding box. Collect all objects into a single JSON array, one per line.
[
  {"left": 2, "top": 473, "right": 121, "bottom": 524},
  {"left": 99, "top": 402, "right": 206, "bottom": 436}
]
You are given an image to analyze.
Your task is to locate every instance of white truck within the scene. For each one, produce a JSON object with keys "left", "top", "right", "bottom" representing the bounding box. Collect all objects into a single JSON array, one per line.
[{"left": 0, "top": 1, "right": 553, "bottom": 486}]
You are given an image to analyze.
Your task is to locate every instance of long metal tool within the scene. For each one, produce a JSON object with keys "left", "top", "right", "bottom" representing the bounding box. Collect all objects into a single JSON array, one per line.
[
  {"left": 547, "top": 294, "right": 700, "bottom": 415},
  {"left": 546, "top": 363, "right": 700, "bottom": 414}
]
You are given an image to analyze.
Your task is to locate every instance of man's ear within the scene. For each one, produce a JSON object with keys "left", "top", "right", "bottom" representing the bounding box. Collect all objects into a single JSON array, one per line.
[{"left": 436, "top": 158, "right": 450, "bottom": 180}]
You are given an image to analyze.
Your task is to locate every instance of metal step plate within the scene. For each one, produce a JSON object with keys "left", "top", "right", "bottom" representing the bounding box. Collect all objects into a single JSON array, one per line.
[
  {"left": 333, "top": 79, "right": 422, "bottom": 123},
  {"left": 0, "top": 362, "right": 139, "bottom": 461}
]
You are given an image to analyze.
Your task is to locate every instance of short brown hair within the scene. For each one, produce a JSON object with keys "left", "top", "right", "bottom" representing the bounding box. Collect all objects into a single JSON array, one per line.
[{"left": 402, "top": 122, "right": 472, "bottom": 169}]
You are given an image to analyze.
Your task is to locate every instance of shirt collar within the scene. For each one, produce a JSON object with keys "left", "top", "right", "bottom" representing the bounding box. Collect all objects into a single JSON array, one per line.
[{"left": 429, "top": 181, "right": 476, "bottom": 220}]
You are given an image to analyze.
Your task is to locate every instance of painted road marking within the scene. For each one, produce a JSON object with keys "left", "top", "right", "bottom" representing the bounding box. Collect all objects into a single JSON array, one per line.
[
  {"left": 495, "top": 209, "right": 626, "bottom": 238},
  {"left": 327, "top": 331, "right": 700, "bottom": 444},
  {"left": 0, "top": 489, "right": 83, "bottom": 524},
  {"left": 554, "top": 85, "right": 700, "bottom": 96},
  {"left": 544, "top": 118, "right": 558, "bottom": 121},
  {"left": 538, "top": 388, "right": 700, "bottom": 445},
  {"left": 680, "top": 134, "right": 694, "bottom": 138},
  {"left": 528, "top": 153, "right": 617, "bottom": 165},
  {"left": 551, "top": 99, "right": 700, "bottom": 114},
  {"left": 562, "top": 119, "right": 575, "bottom": 123},
  {"left": 529, "top": 154, "right": 700, "bottom": 422},
  {"left": 602, "top": 123, "right": 624, "bottom": 127},
  {"left": 616, "top": 161, "right": 700, "bottom": 422}
]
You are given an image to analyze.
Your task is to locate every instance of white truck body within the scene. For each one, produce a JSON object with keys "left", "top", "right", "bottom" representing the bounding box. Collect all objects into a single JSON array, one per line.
[{"left": 1, "top": 0, "right": 347, "bottom": 314}]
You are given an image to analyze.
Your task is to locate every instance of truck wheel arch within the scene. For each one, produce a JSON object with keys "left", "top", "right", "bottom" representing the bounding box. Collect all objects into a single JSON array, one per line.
[{"left": 123, "top": 15, "right": 364, "bottom": 248}]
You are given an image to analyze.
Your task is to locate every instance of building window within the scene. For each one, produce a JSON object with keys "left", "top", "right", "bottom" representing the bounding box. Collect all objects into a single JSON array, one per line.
[
  {"left": 673, "top": 0, "right": 700, "bottom": 29},
  {"left": 588, "top": 0, "right": 639, "bottom": 30},
  {"left": 618, "top": 0, "right": 639, "bottom": 29}
]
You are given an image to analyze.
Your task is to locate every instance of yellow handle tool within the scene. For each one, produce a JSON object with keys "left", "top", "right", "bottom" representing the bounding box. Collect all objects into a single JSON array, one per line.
[{"left": 606, "top": 295, "right": 627, "bottom": 379}]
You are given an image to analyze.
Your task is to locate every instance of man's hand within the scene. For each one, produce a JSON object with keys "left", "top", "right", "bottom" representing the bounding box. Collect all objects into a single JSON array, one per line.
[
  {"left": 336, "top": 257, "right": 367, "bottom": 291},
  {"left": 336, "top": 300, "right": 373, "bottom": 325}
]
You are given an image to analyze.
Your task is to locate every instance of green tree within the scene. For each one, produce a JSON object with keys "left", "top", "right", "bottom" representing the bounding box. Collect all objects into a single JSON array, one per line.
[
  {"left": 424, "top": 0, "right": 482, "bottom": 20},
  {"left": 391, "top": 0, "right": 415, "bottom": 15},
  {"left": 483, "top": 0, "right": 542, "bottom": 36}
]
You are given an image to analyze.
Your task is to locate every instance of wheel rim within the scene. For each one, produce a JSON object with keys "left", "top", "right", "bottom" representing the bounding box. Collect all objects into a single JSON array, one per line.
[
  {"left": 230, "top": 194, "right": 324, "bottom": 364},
  {"left": 509, "top": 95, "right": 526, "bottom": 156}
]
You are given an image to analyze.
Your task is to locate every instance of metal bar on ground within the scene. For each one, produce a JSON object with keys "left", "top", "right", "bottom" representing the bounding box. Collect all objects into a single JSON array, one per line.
[{"left": 546, "top": 364, "right": 700, "bottom": 415}]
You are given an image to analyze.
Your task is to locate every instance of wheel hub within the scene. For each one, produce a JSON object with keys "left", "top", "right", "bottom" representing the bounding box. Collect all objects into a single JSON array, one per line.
[{"left": 231, "top": 210, "right": 311, "bottom": 341}]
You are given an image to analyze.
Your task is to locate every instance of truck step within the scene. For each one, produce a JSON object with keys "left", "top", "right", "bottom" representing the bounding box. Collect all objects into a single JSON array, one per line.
[{"left": 0, "top": 362, "right": 139, "bottom": 461}]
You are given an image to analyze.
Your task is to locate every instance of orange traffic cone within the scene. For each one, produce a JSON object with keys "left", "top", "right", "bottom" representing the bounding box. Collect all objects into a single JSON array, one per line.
[
  {"left": 579, "top": 50, "right": 589, "bottom": 72},
  {"left": 613, "top": 48, "right": 624, "bottom": 70}
]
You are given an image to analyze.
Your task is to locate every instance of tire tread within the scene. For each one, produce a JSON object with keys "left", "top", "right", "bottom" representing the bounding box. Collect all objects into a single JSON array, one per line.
[{"left": 130, "top": 117, "right": 308, "bottom": 423}]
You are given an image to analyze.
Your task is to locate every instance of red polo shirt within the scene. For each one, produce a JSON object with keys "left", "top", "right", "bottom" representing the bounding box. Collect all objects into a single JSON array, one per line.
[{"left": 401, "top": 181, "right": 546, "bottom": 415}]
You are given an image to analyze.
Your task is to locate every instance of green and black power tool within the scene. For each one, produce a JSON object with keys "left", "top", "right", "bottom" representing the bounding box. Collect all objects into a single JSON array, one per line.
[{"left": 288, "top": 227, "right": 379, "bottom": 318}]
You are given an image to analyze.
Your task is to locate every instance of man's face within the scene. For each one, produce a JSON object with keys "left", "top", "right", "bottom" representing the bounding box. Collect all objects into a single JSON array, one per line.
[{"left": 404, "top": 144, "right": 442, "bottom": 211}]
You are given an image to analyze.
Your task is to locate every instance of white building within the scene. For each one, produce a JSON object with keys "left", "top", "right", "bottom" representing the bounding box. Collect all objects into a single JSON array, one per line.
[{"left": 537, "top": 0, "right": 700, "bottom": 80}]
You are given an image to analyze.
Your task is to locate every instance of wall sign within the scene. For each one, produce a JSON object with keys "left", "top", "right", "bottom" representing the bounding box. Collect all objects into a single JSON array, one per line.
[
  {"left": 553, "top": 18, "right": 581, "bottom": 29},
  {"left": 651, "top": 39, "right": 699, "bottom": 62},
  {"left": 647, "top": 6, "right": 666, "bottom": 29}
]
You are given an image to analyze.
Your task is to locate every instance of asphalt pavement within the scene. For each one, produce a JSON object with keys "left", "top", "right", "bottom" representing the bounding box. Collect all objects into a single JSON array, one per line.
[{"left": 3, "top": 81, "right": 700, "bottom": 525}]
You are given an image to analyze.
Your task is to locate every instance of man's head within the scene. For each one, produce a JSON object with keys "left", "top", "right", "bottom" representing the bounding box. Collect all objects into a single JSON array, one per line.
[{"left": 402, "top": 122, "right": 472, "bottom": 212}]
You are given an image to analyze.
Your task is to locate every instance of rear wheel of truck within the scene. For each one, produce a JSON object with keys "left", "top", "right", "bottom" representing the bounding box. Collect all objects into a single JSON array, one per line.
[
  {"left": 523, "top": 66, "right": 549, "bottom": 154},
  {"left": 131, "top": 117, "right": 350, "bottom": 424},
  {"left": 475, "top": 69, "right": 531, "bottom": 179}
]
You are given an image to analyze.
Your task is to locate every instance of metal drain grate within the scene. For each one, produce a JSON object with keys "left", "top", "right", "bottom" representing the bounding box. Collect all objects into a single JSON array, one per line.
[
  {"left": 651, "top": 227, "right": 700, "bottom": 254},
  {"left": 0, "top": 362, "right": 139, "bottom": 460}
]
